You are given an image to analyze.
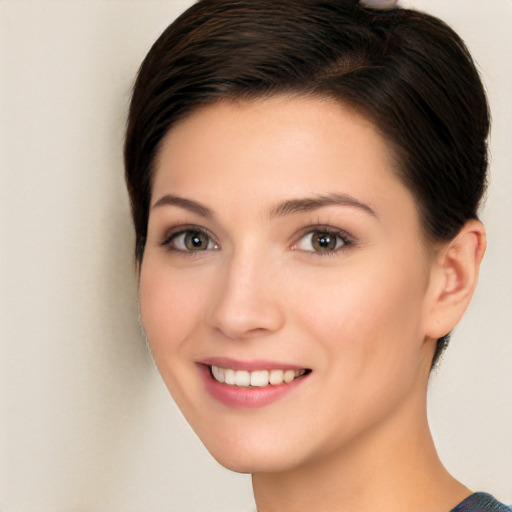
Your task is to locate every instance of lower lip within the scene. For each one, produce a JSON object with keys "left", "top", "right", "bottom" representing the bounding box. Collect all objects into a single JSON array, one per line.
[{"left": 199, "top": 365, "right": 308, "bottom": 409}]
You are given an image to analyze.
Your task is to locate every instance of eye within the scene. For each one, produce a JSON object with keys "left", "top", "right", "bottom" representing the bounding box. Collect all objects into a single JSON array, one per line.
[
  {"left": 163, "top": 228, "right": 219, "bottom": 252},
  {"left": 294, "top": 229, "right": 350, "bottom": 254}
]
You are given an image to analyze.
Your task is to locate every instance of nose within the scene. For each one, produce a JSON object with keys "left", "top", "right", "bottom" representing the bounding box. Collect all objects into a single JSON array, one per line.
[{"left": 206, "top": 250, "right": 285, "bottom": 340}]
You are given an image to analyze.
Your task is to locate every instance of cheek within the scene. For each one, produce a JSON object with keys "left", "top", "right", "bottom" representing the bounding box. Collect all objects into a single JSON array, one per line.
[
  {"left": 138, "top": 260, "right": 204, "bottom": 357},
  {"left": 289, "top": 252, "right": 429, "bottom": 374},
  {"left": 138, "top": 259, "right": 214, "bottom": 417},
  {"left": 285, "top": 256, "right": 429, "bottom": 441}
]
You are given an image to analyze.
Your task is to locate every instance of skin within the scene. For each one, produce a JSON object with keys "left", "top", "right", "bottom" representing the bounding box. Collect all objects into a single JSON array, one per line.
[{"left": 139, "top": 96, "right": 485, "bottom": 512}]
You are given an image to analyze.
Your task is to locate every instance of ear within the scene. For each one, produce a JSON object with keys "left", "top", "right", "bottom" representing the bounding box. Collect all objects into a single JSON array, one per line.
[{"left": 424, "top": 220, "right": 486, "bottom": 340}]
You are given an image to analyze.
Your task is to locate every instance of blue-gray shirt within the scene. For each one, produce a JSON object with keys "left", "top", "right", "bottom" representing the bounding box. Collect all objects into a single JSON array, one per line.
[{"left": 451, "top": 493, "right": 511, "bottom": 512}]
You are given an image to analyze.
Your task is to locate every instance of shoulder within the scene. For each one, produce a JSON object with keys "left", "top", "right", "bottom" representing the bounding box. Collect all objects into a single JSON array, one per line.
[{"left": 451, "top": 493, "right": 511, "bottom": 512}]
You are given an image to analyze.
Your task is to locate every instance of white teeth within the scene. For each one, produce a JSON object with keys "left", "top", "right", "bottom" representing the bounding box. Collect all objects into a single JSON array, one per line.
[
  {"left": 284, "top": 369, "right": 295, "bottom": 383},
  {"left": 234, "top": 370, "right": 251, "bottom": 387},
  {"left": 210, "top": 366, "right": 307, "bottom": 387},
  {"left": 250, "top": 370, "right": 269, "bottom": 387},
  {"left": 211, "top": 365, "right": 223, "bottom": 382},
  {"left": 224, "top": 368, "right": 236, "bottom": 385},
  {"left": 269, "top": 369, "right": 284, "bottom": 385}
]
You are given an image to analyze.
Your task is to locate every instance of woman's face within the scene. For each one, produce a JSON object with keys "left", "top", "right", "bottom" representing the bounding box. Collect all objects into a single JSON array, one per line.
[{"left": 139, "top": 96, "right": 439, "bottom": 473}]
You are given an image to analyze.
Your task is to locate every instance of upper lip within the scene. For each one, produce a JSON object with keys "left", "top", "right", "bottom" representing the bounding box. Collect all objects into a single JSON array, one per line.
[{"left": 199, "top": 357, "right": 309, "bottom": 372}]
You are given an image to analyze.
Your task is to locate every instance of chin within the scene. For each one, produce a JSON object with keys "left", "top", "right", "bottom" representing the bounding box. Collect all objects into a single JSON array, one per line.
[
  {"left": 194, "top": 425, "right": 313, "bottom": 475},
  {"left": 208, "top": 446, "right": 300, "bottom": 475}
]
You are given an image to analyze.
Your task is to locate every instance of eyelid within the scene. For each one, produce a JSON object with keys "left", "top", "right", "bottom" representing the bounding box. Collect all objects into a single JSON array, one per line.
[
  {"left": 159, "top": 222, "right": 353, "bottom": 255},
  {"left": 291, "top": 224, "right": 354, "bottom": 254},
  {"left": 161, "top": 224, "right": 220, "bottom": 251}
]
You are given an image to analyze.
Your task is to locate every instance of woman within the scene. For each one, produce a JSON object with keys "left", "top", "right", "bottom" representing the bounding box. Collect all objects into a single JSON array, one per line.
[{"left": 124, "top": 0, "right": 510, "bottom": 510}]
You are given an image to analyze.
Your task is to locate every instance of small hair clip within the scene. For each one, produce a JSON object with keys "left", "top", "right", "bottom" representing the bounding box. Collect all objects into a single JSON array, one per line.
[{"left": 359, "top": 0, "right": 399, "bottom": 10}]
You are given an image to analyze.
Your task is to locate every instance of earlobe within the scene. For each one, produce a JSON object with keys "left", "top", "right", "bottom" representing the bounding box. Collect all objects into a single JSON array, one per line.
[{"left": 424, "top": 220, "right": 486, "bottom": 340}]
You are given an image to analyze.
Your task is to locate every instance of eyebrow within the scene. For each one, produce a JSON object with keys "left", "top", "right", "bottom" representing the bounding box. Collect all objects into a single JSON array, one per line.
[
  {"left": 152, "top": 192, "right": 377, "bottom": 219},
  {"left": 152, "top": 194, "right": 213, "bottom": 218},
  {"left": 270, "top": 193, "right": 377, "bottom": 219}
]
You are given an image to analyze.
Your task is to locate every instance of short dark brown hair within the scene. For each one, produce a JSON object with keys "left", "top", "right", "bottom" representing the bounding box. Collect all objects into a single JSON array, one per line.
[{"left": 124, "top": 0, "right": 490, "bottom": 366}]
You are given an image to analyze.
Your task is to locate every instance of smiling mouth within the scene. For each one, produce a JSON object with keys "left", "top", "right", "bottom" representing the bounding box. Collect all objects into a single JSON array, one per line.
[{"left": 210, "top": 366, "right": 310, "bottom": 388}]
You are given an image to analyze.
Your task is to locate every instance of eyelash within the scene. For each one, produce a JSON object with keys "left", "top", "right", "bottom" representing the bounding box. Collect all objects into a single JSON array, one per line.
[
  {"left": 292, "top": 225, "right": 353, "bottom": 256},
  {"left": 160, "top": 224, "right": 354, "bottom": 256},
  {"left": 161, "top": 225, "right": 219, "bottom": 254}
]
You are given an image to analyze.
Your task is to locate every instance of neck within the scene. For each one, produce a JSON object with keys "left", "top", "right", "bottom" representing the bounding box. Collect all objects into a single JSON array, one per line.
[{"left": 252, "top": 390, "right": 470, "bottom": 512}]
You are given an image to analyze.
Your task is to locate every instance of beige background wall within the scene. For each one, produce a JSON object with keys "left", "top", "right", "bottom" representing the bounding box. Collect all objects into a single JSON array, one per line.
[{"left": 1, "top": 1, "right": 510, "bottom": 511}]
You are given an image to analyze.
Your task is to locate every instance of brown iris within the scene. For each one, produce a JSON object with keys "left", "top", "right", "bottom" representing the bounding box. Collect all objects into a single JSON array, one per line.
[
  {"left": 311, "top": 232, "right": 338, "bottom": 252},
  {"left": 183, "top": 231, "right": 210, "bottom": 251}
]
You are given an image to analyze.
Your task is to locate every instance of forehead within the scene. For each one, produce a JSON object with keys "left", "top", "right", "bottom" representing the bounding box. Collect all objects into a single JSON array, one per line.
[{"left": 152, "top": 95, "right": 414, "bottom": 222}]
